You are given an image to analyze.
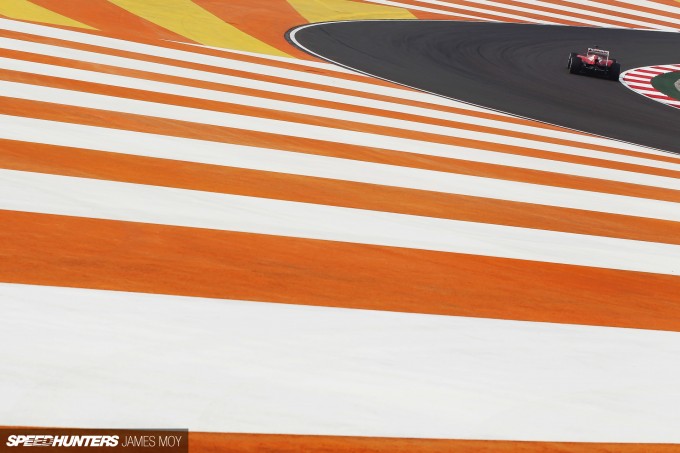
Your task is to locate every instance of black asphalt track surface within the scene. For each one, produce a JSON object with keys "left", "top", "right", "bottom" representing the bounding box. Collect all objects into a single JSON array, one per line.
[{"left": 289, "top": 21, "right": 680, "bottom": 154}]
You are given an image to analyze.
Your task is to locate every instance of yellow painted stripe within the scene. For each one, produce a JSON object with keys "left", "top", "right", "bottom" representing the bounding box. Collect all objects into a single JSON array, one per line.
[
  {"left": 106, "top": 0, "right": 291, "bottom": 57},
  {"left": 0, "top": 0, "right": 94, "bottom": 29},
  {"left": 287, "top": 0, "right": 416, "bottom": 22}
]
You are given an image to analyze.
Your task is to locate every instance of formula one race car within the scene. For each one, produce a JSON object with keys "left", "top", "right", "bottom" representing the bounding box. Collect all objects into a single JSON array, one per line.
[{"left": 567, "top": 47, "right": 621, "bottom": 80}]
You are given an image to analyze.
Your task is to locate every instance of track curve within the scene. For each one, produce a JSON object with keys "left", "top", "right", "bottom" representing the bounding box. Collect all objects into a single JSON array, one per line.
[{"left": 289, "top": 21, "right": 680, "bottom": 154}]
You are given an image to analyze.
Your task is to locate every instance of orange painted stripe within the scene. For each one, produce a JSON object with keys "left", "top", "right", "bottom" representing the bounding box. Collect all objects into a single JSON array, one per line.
[
  {"left": 27, "top": 0, "right": 193, "bottom": 43},
  {"left": 3, "top": 68, "right": 680, "bottom": 183},
  {"left": 4, "top": 46, "right": 673, "bottom": 165},
  {"left": 193, "top": 0, "right": 311, "bottom": 59},
  {"left": 409, "top": 9, "right": 477, "bottom": 20},
  {"left": 3, "top": 96, "right": 680, "bottom": 205},
  {"left": 2, "top": 210, "right": 680, "bottom": 331},
  {"left": 0, "top": 28, "right": 579, "bottom": 133},
  {"left": 3, "top": 139, "right": 680, "bottom": 245},
  {"left": 189, "top": 432, "right": 680, "bottom": 453}
]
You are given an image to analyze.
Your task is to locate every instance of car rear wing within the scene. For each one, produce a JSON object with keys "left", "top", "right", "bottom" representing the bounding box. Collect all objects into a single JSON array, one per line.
[{"left": 587, "top": 48, "right": 610, "bottom": 61}]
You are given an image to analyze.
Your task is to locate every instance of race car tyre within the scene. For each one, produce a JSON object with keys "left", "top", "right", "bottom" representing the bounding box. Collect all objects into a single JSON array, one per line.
[
  {"left": 569, "top": 55, "right": 582, "bottom": 74},
  {"left": 567, "top": 52, "right": 578, "bottom": 68},
  {"left": 608, "top": 62, "right": 621, "bottom": 80}
]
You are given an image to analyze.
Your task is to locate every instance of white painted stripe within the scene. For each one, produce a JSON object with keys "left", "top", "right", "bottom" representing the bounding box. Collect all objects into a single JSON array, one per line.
[
  {"left": 5, "top": 57, "right": 676, "bottom": 169},
  {"left": 525, "top": 0, "right": 680, "bottom": 26},
  {"left": 362, "top": 0, "right": 494, "bottom": 20},
  {"left": 610, "top": 0, "right": 680, "bottom": 17},
  {"left": 3, "top": 283, "right": 680, "bottom": 441},
  {"left": 643, "top": 94, "right": 674, "bottom": 102},
  {"left": 623, "top": 76, "right": 654, "bottom": 83},
  {"left": 630, "top": 72, "right": 659, "bottom": 77},
  {"left": 0, "top": 18, "right": 488, "bottom": 113},
  {"left": 624, "top": 82, "right": 655, "bottom": 89},
  {"left": 171, "top": 41, "right": 364, "bottom": 76},
  {"left": 4, "top": 115, "right": 680, "bottom": 222},
  {"left": 628, "top": 69, "right": 656, "bottom": 75},
  {"left": 627, "top": 70, "right": 655, "bottom": 76},
  {"left": 4, "top": 36, "right": 671, "bottom": 156},
  {"left": 636, "top": 90, "right": 670, "bottom": 97},
  {"left": 406, "top": 0, "right": 563, "bottom": 25},
  {"left": 3, "top": 169, "right": 680, "bottom": 274},
  {"left": 599, "top": 1, "right": 680, "bottom": 26},
  {"left": 636, "top": 68, "right": 671, "bottom": 74},
  {"left": 507, "top": 0, "right": 680, "bottom": 30},
  {"left": 414, "top": 0, "right": 626, "bottom": 28},
  {"left": 4, "top": 80, "right": 680, "bottom": 190}
]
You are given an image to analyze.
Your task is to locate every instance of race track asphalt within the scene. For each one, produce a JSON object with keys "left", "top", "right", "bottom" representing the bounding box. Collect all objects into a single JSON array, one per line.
[{"left": 289, "top": 21, "right": 680, "bottom": 154}]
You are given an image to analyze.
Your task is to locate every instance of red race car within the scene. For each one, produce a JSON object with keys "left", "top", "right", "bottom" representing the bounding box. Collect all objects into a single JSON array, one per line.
[{"left": 567, "top": 47, "right": 621, "bottom": 80}]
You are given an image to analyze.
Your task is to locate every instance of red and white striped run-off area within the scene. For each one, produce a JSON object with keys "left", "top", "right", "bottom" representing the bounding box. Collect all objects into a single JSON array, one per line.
[{"left": 621, "top": 64, "right": 680, "bottom": 108}]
